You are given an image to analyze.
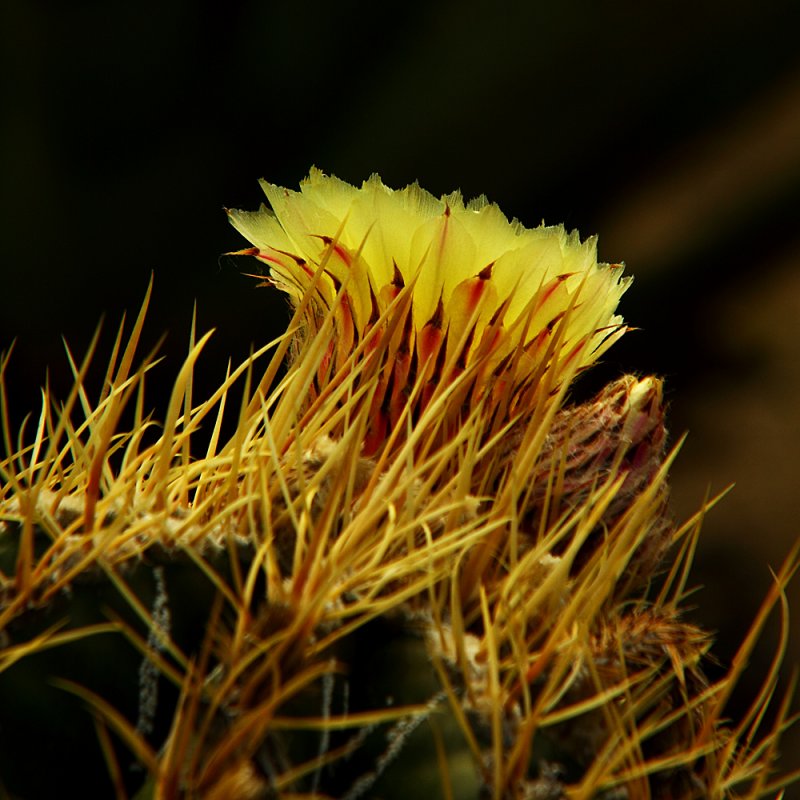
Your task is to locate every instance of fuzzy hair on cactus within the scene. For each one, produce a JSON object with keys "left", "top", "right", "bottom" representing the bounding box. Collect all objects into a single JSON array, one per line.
[{"left": 0, "top": 169, "right": 796, "bottom": 799}]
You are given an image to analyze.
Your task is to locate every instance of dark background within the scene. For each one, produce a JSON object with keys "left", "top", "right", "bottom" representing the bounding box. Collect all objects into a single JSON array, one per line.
[{"left": 3, "top": 0, "right": 800, "bottom": 790}]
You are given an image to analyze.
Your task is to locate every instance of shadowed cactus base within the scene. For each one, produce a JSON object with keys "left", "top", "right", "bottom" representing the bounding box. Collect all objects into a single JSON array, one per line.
[{"left": 0, "top": 170, "right": 796, "bottom": 799}]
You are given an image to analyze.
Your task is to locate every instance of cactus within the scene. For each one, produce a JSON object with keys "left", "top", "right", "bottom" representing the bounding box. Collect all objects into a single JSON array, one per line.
[{"left": 0, "top": 170, "right": 795, "bottom": 799}]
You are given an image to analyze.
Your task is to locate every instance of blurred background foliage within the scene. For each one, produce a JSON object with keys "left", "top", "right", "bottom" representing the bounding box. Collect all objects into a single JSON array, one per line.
[{"left": 2, "top": 0, "right": 800, "bottom": 791}]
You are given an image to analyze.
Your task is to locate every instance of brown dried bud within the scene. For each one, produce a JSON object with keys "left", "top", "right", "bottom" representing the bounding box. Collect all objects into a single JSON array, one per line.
[{"left": 522, "top": 375, "right": 672, "bottom": 586}]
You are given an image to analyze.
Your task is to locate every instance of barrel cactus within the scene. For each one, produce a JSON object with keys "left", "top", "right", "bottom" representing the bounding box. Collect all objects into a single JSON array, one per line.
[{"left": 0, "top": 169, "right": 794, "bottom": 799}]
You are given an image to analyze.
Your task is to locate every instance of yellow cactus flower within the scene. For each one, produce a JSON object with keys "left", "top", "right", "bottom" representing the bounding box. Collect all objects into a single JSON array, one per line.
[{"left": 228, "top": 169, "right": 630, "bottom": 454}]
